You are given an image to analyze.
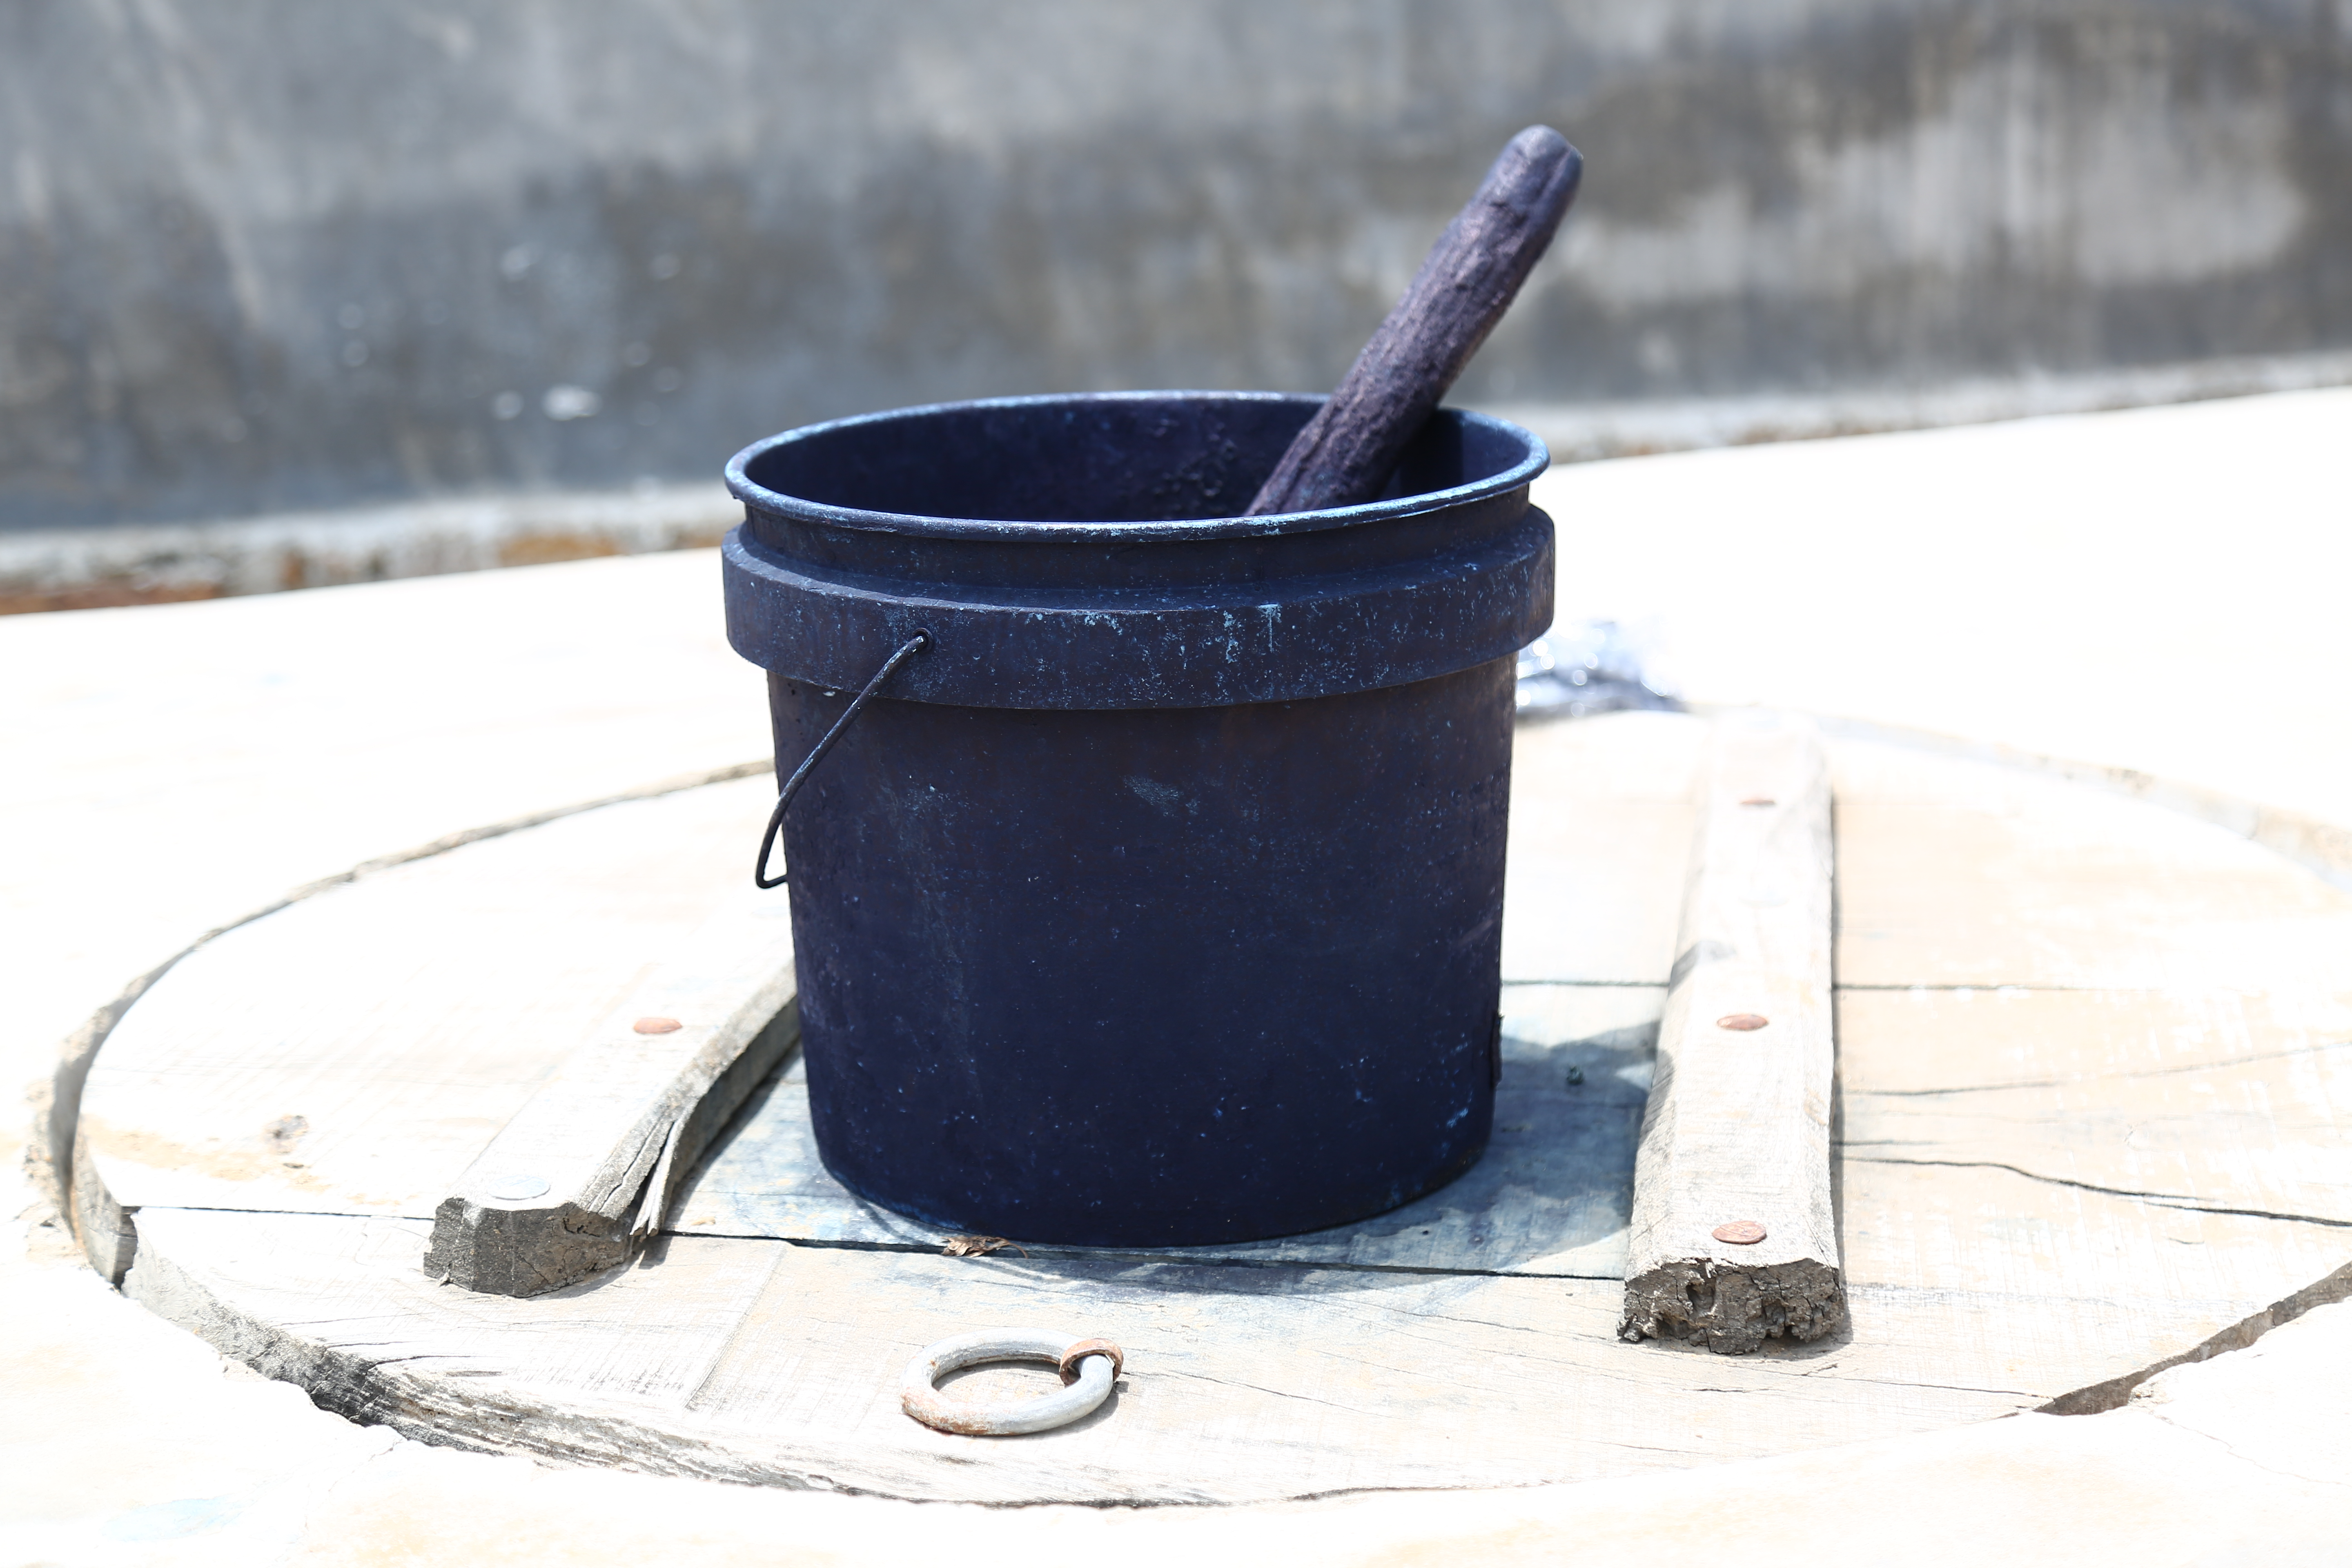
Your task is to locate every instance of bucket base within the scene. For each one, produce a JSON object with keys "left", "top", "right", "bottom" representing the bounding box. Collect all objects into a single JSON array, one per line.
[{"left": 780, "top": 659, "right": 1515, "bottom": 1248}]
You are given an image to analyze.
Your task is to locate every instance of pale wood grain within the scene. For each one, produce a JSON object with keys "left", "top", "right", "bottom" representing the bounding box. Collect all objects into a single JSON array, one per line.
[
  {"left": 69, "top": 1127, "right": 137, "bottom": 1285},
  {"left": 127, "top": 1206, "right": 2224, "bottom": 1506},
  {"left": 1826, "top": 732, "right": 2352, "bottom": 1406},
  {"left": 1623, "top": 713, "right": 1842, "bottom": 1352},
  {"left": 79, "top": 780, "right": 785, "bottom": 1222},
  {"left": 80, "top": 711, "right": 2352, "bottom": 1501},
  {"left": 1831, "top": 740, "right": 2352, "bottom": 991},
  {"left": 1840, "top": 987, "right": 2352, "bottom": 1228},
  {"left": 1833, "top": 985, "right": 2352, "bottom": 1407},
  {"left": 420, "top": 984, "right": 798, "bottom": 1298}
]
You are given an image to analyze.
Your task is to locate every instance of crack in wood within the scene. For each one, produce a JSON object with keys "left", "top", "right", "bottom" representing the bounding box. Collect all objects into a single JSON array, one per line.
[
  {"left": 1846, "top": 1157, "right": 2352, "bottom": 1229},
  {"left": 2038, "top": 1262, "right": 2352, "bottom": 1415},
  {"left": 1847, "top": 1037, "right": 2352, "bottom": 1097}
]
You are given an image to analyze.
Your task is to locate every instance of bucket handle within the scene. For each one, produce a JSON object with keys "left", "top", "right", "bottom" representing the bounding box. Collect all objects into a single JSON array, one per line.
[{"left": 754, "top": 630, "right": 931, "bottom": 889}]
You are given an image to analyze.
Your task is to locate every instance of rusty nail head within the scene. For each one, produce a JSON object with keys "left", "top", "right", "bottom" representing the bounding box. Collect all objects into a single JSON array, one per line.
[
  {"left": 1717, "top": 1013, "right": 1770, "bottom": 1031},
  {"left": 1740, "top": 796, "right": 1776, "bottom": 807},
  {"left": 633, "top": 1016, "right": 682, "bottom": 1034},
  {"left": 1713, "top": 1220, "right": 1768, "bottom": 1245}
]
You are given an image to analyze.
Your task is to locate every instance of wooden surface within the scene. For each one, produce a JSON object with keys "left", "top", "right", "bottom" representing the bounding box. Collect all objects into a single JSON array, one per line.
[
  {"left": 77, "top": 710, "right": 2352, "bottom": 1502},
  {"left": 78, "top": 780, "right": 786, "bottom": 1227},
  {"left": 19, "top": 394, "right": 2352, "bottom": 1565},
  {"left": 410, "top": 828, "right": 800, "bottom": 1293},
  {"left": 1246, "top": 126, "right": 1581, "bottom": 515},
  {"left": 121, "top": 1205, "right": 2238, "bottom": 1507},
  {"left": 1829, "top": 737, "right": 2352, "bottom": 1407},
  {"left": 1622, "top": 715, "right": 1842, "bottom": 1352},
  {"left": 420, "top": 962, "right": 798, "bottom": 1297}
]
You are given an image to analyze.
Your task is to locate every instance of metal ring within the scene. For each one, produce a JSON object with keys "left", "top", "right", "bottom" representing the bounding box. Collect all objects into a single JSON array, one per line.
[{"left": 899, "top": 1328, "right": 1122, "bottom": 1437}]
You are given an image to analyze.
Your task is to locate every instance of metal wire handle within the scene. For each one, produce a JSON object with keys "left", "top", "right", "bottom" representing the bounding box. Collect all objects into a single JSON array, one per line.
[{"left": 753, "top": 630, "right": 931, "bottom": 889}]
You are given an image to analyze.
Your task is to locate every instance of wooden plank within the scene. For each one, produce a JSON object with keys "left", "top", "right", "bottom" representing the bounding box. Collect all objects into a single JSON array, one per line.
[
  {"left": 77, "top": 780, "right": 787, "bottom": 1226},
  {"left": 419, "top": 926, "right": 798, "bottom": 1296},
  {"left": 674, "top": 981, "right": 1664, "bottom": 1278},
  {"left": 1622, "top": 713, "right": 1842, "bottom": 1353}
]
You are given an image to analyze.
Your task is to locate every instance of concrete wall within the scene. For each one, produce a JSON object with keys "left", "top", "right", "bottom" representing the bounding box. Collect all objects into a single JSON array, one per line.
[{"left": 3, "top": 0, "right": 2348, "bottom": 531}]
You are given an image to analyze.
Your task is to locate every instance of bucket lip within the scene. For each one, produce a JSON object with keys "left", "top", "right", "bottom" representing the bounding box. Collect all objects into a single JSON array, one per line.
[{"left": 724, "top": 390, "right": 1550, "bottom": 543}]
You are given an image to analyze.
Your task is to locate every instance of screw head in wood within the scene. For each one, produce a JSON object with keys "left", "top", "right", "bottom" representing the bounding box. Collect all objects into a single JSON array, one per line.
[
  {"left": 1712, "top": 1221, "right": 1767, "bottom": 1245},
  {"left": 486, "top": 1174, "right": 550, "bottom": 1202},
  {"left": 633, "top": 1016, "right": 682, "bottom": 1034},
  {"left": 1716, "top": 1013, "right": 1770, "bottom": 1031}
]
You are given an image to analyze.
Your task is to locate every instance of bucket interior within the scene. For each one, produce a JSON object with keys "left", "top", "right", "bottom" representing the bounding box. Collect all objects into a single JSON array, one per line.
[{"left": 738, "top": 394, "right": 1534, "bottom": 525}]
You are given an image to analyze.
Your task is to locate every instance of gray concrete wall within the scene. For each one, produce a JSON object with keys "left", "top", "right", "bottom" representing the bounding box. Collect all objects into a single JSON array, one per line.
[{"left": 3, "top": 0, "right": 2348, "bottom": 531}]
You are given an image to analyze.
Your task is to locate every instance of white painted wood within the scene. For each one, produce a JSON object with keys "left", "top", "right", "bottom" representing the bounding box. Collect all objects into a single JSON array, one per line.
[{"left": 1623, "top": 712, "right": 1841, "bottom": 1353}]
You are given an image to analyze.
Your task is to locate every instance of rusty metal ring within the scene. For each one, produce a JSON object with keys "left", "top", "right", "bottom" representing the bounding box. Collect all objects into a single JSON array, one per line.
[
  {"left": 900, "top": 1328, "right": 1122, "bottom": 1437},
  {"left": 1056, "top": 1337, "right": 1125, "bottom": 1384}
]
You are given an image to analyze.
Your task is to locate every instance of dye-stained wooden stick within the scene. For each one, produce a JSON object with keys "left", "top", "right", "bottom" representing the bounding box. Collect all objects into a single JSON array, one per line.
[
  {"left": 1620, "top": 711, "right": 1846, "bottom": 1354},
  {"left": 1246, "top": 125, "right": 1583, "bottom": 516}
]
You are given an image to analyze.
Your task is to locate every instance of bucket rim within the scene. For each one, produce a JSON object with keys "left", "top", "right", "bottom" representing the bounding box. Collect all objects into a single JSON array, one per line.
[{"left": 724, "top": 390, "right": 1550, "bottom": 543}]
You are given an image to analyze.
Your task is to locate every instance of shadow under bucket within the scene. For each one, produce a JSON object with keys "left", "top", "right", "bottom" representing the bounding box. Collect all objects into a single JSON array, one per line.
[{"left": 722, "top": 391, "right": 1553, "bottom": 1246}]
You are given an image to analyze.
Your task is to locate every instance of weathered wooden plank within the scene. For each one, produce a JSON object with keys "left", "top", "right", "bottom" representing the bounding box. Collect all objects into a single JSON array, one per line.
[
  {"left": 78, "top": 780, "right": 785, "bottom": 1220},
  {"left": 419, "top": 948, "right": 799, "bottom": 1297},
  {"left": 1623, "top": 713, "right": 1842, "bottom": 1353},
  {"left": 675, "top": 981, "right": 1663, "bottom": 1278},
  {"left": 127, "top": 1211, "right": 784, "bottom": 1424}
]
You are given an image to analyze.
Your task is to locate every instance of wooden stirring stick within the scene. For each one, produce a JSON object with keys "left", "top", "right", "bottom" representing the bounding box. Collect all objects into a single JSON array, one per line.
[{"left": 1247, "top": 126, "right": 1584, "bottom": 516}]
